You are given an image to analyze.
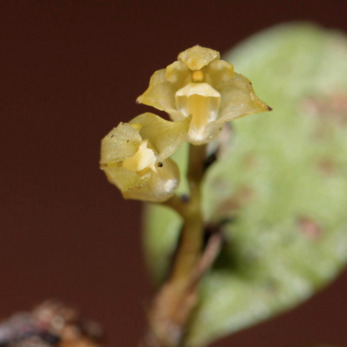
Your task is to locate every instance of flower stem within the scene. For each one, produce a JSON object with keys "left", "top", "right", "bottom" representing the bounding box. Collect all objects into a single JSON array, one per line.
[
  {"left": 143, "top": 144, "right": 207, "bottom": 347},
  {"left": 169, "top": 144, "right": 206, "bottom": 281}
]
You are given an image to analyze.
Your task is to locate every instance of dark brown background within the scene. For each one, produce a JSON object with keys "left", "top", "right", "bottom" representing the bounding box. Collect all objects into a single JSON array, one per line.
[{"left": 1, "top": 1, "right": 347, "bottom": 346}]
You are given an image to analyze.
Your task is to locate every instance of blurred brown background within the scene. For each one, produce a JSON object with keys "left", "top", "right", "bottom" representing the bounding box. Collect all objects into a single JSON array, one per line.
[{"left": 1, "top": 1, "right": 347, "bottom": 346}]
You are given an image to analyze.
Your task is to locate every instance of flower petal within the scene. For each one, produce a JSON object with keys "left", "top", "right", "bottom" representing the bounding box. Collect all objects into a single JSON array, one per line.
[
  {"left": 123, "top": 158, "right": 179, "bottom": 202},
  {"left": 130, "top": 112, "right": 190, "bottom": 160},
  {"left": 218, "top": 73, "right": 271, "bottom": 121},
  {"left": 137, "top": 69, "right": 178, "bottom": 115},
  {"left": 205, "top": 59, "right": 235, "bottom": 87},
  {"left": 165, "top": 61, "right": 190, "bottom": 84},
  {"left": 100, "top": 123, "right": 142, "bottom": 165}
]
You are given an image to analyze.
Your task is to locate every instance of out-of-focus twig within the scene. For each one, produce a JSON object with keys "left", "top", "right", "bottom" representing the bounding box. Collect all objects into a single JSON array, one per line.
[{"left": 0, "top": 300, "right": 103, "bottom": 347}]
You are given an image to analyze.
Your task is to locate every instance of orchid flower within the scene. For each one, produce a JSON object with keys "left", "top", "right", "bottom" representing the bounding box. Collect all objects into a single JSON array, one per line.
[
  {"left": 100, "top": 113, "right": 190, "bottom": 202},
  {"left": 137, "top": 45, "right": 271, "bottom": 145}
]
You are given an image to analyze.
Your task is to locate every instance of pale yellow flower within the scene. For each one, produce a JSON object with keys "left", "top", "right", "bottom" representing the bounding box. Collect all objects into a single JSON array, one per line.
[
  {"left": 100, "top": 113, "right": 190, "bottom": 202},
  {"left": 137, "top": 45, "right": 271, "bottom": 145}
]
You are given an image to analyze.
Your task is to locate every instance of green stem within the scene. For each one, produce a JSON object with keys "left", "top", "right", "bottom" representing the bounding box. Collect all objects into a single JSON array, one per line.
[
  {"left": 162, "top": 194, "right": 188, "bottom": 219},
  {"left": 169, "top": 144, "right": 206, "bottom": 281},
  {"left": 144, "top": 144, "right": 207, "bottom": 347}
]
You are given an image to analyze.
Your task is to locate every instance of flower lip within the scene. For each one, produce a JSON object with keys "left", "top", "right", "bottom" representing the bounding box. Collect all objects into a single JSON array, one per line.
[
  {"left": 121, "top": 140, "right": 157, "bottom": 172},
  {"left": 175, "top": 84, "right": 221, "bottom": 123},
  {"left": 176, "top": 83, "right": 221, "bottom": 100}
]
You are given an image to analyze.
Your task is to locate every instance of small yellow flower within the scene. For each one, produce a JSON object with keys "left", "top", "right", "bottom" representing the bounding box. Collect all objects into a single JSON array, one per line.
[
  {"left": 100, "top": 113, "right": 190, "bottom": 202},
  {"left": 137, "top": 45, "right": 271, "bottom": 145}
]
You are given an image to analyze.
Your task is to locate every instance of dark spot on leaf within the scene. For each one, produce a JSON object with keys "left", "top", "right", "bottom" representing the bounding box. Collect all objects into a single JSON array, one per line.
[
  {"left": 213, "top": 186, "right": 254, "bottom": 220},
  {"left": 242, "top": 152, "right": 259, "bottom": 169},
  {"left": 297, "top": 216, "right": 322, "bottom": 240},
  {"left": 316, "top": 158, "right": 338, "bottom": 176},
  {"left": 299, "top": 91, "right": 347, "bottom": 124},
  {"left": 264, "top": 278, "right": 280, "bottom": 294}
]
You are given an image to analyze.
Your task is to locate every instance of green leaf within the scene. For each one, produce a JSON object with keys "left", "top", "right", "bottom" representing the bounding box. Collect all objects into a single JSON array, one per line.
[{"left": 143, "top": 23, "right": 347, "bottom": 346}]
